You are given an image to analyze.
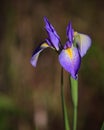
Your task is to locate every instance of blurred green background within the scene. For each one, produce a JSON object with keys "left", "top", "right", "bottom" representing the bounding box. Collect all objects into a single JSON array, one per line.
[{"left": 0, "top": 0, "right": 104, "bottom": 130}]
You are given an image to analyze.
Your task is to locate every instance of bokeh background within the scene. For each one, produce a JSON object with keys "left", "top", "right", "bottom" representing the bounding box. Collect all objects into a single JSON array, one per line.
[{"left": 0, "top": 0, "right": 104, "bottom": 130}]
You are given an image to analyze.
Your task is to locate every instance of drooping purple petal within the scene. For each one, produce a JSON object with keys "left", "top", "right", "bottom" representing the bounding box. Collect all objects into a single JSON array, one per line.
[
  {"left": 66, "top": 22, "right": 74, "bottom": 47},
  {"left": 59, "top": 46, "right": 81, "bottom": 79},
  {"left": 75, "top": 33, "right": 91, "bottom": 57},
  {"left": 30, "top": 42, "right": 50, "bottom": 67},
  {"left": 44, "top": 17, "right": 61, "bottom": 51}
]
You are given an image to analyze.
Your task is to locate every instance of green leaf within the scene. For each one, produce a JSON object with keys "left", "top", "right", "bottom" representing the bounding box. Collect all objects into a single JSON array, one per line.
[{"left": 101, "top": 122, "right": 104, "bottom": 130}]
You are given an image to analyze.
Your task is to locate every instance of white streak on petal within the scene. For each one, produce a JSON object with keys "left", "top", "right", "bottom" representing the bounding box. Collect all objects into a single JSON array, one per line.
[
  {"left": 30, "top": 51, "right": 42, "bottom": 67},
  {"left": 30, "top": 42, "right": 49, "bottom": 67},
  {"left": 77, "top": 33, "right": 92, "bottom": 57}
]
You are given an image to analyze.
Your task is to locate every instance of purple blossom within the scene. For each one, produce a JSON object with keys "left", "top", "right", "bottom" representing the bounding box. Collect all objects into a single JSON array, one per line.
[{"left": 30, "top": 17, "right": 91, "bottom": 79}]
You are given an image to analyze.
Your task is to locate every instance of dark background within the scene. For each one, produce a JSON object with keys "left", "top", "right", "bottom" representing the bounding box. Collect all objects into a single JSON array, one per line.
[{"left": 0, "top": 0, "right": 104, "bottom": 130}]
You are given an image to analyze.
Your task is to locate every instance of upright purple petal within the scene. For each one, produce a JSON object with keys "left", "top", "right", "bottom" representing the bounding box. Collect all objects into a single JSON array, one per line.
[
  {"left": 44, "top": 17, "right": 61, "bottom": 51},
  {"left": 66, "top": 22, "right": 74, "bottom": 47},
  {"left": 64, "top": 41, "right": 71, "bottom": 49},
  {"left": 30, "top": 42, "right": 50, "bottom": 67},
  {"left": 75, "top": 33, "right": 92, "bottom": 57},
  {"left": 59, "top": 46, "right": 81, "bottom": 79}
]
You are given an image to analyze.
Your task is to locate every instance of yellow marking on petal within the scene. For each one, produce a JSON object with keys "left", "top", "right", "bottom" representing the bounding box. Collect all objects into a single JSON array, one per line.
[
  {"left": 41, "top": 43, "right": 49, "bottom": 48},
  {"left": 74, "top": 31, "right": 78, "bottom": 36},
  {"left": 66, "top": 48, "right": 73, "bottom": 59}
]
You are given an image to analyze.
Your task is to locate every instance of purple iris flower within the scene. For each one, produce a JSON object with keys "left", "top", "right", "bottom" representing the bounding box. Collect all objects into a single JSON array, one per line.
[{"left": 30, "top": 17, "right": 91, "bottom": 79}]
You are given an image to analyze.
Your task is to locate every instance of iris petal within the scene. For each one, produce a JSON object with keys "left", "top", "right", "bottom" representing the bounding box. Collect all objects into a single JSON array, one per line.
[
  {"left": 66, "top": 22, "right": 74, "bottom": 47},
  {"left": 75, "top": 33, "right": 91, "bottom": 57},
  {"left": 44, "top": 17, "right": 60, "bottom": 51},
  {"left": 30, "top": 42, "right": 49, "bottom": 67},
  {"left": 59, "top": 46, "right": 81, "bottom": 79}
]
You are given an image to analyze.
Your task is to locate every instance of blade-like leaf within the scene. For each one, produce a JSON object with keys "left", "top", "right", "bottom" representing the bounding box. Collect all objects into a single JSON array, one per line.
[{"left": 101, "top": 122, "right": 104, "bottom": 130}]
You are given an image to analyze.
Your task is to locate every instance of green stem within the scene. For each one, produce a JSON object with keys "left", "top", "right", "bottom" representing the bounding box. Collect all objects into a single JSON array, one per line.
[
  {"left": 70, "top": 77, "right": 78, "bottom": 130},
  {"left": 73, "top": 106, "right": 77, "bottom": 130},
  {"left": 61, "top": 68, "right": 70, "bottom": 130},
  {"left": 61, "top": 68, "right": 65, "bottom": 127}
]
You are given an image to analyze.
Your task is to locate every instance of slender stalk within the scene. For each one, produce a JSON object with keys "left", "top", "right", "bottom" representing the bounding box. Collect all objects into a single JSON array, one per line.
[
  {"left": 73, "top": 106, "right": 77, "bottom": 130},
  {"left": 61, "top": 68, "right": 65, "bottom": 125},
  {"left": 70, "top": 77, "right": 78, "bottom": 130},
  {"left": 61, "top": 68, "right": 70, "bottom": 130}
]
